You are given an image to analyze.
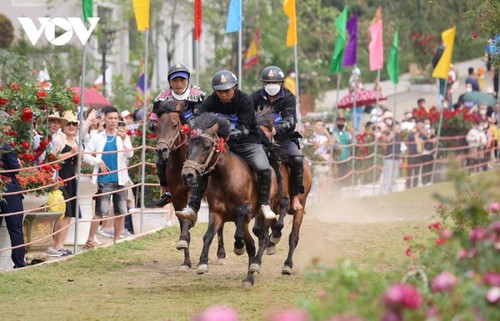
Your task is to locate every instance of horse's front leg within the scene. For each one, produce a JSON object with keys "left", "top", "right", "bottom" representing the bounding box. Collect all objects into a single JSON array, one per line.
[
  {"left": 241, "top": 222, "right": 257, "bottom": 288},
  {"left": 249, "top": 215, "right": 271, "bottom": 274},
  {"left": 282, "top": 207, "right": 304, "bottom": 275},
  {"left": 234, "top": 204, "right": 251, "bottom": 255},
  {"left": 216, "top": 226, "right": 226, "bottom": 264},
  {"left": 197, "top": 212, "right": 221, "bottom": 274},
  {"left": 268, "top": 196, "right": 289, "bottom": 254}
]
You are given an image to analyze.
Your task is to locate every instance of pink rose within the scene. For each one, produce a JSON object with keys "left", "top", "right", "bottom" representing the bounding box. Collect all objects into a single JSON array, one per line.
[
  {"left": 486, "top": 287, "right": 500, "bottom": 304},
  {"left": 469, "top": 227, "right": 488, "bottom": 242},
  {"left": 489, "top": 202, "right": 500, "bottom": 213},
  {"left": 483, "top": 272, "right": 500, "bottom": 286},
  {"left": 431, "top": 271, "right": 458, "bottom": 292},
  {"left": 380, "top": 310, "right": 402, "bottom": 321},
  {"left": 382, "top": 284, "right": 423, "bottom": 310},
  {"left": 194, "top": 306, "right": 240, "bottom": 321}
]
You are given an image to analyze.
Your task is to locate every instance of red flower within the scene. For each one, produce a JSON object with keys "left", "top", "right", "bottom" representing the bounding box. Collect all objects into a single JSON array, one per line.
[
  {"left": 148, "top": 133, "right": 157, "bottom": 139},
  {"left": 405, "top": 248, "right": 412, "bottom": 257},
  {"left": 403, "top": 235, "right": 413, "bottom": 241},
  {"left": 9, "top": 83, "right": 20, "bottom": 90},
  {"left": 37, "top": 91, "right": 48, "bottom": 100},
  {"left": 20, "top": 108, "right": 33, "bottom": 122},
  {"left": 435, "top": 237, "right": 447, "bottom": 245},
  {"left": 73, "top": 94, "right": 81, "bottom": 104},
  {"left": 21, "top": 141, "right": 30, "bottom": 149},
  {"left": 39, "top": 139, "right": 49, "bottom": 148},
  {"left": 428, "top": 221, "right": 442, "bottom": 230},
  {"left": 0, "top": 97, "right": 8, "bottom": 105}
]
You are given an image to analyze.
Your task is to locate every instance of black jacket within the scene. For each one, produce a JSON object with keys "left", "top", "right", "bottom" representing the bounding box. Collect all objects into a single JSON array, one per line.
[
  {"left": 250, "top": 87, "right": 297, "bottom": 141},
  {"left": 197, "top": 89, "right": 261, "bottom": 145},
  {"left": 1, "top": 143, "right": 21, "bottom": 192}
]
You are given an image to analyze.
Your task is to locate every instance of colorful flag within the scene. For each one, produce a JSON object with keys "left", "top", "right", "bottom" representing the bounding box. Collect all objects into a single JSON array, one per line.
[
  {"left": 135, "top": 59, "right": 151, "bottom": 106},
  {"left": 329, "top": 7, "right": 348, "bottom": 74},
  {"left": 226, "top": 0, "right": 241, "bottom": 33},
  {"left": 132, "top": 0, "right": 150, "bottom": 31},
  {"left": 342, "top": 14, "right": 358, "bottom": 67},
  {"left": 194, "top": 0, "right": 202, "bottom": 40},
  {"left": 283, "top": 0, "right": 297, "bottom": 47},
  {"left": 386, "top": 29, "right": 399, "bottom": 84},
  {"left": 243, "top": 28, "right": 260, "bottom": 69},
  {"left": 368, "top": 20, "right": 384, "bottom": 71},
  {"left": 82, "top": 0, "right": 93, "bottom": 23},
  {"left": 432, "top": 26, "right": 456, "bottom": 79}
]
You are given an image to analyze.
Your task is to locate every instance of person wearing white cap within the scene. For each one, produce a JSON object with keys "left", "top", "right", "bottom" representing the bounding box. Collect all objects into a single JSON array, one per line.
[{"left": 148, "top": 63, "right": 205, "bottom": 207}]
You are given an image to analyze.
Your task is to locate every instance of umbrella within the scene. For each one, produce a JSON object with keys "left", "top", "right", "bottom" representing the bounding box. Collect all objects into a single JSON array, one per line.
[
  {"left": 71, "top": 87, "right": 112, "bottom": 108},
  {"left": 463, "top": 91, "right": 497, "bottom": 108},
  {"left": 337, "top": 89, "right": 387, "bottom": 109}
]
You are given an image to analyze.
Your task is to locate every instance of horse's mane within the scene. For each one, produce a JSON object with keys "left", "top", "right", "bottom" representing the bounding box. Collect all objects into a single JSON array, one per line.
[
  {"left": 255, "top": 106, "right": 275, "bottom": 130},
  {"left": 193, "top": 112, "right": 231, "bottom": 137},
  {"left": 156, "top": 100, "right": 184, "bottom": 117}
]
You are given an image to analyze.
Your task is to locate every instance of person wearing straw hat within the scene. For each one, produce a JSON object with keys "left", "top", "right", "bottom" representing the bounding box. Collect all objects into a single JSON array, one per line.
[
  {"left": 46, "top": 111, "right": 81, "bottom": 257},
  {"left": 379, "top": 111, "right": 402, "bottom": 194}
]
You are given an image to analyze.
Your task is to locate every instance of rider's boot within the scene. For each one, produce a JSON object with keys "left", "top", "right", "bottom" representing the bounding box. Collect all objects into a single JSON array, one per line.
[
  {"left": 257, "top": 169, "right": 277, "bottom": 220},
  {"left": 154, "top": 157, "right": 172, "bottom": 207},
  {"left": 175, "top": 174, "right": 208, "bottom": 223},
  {"left": 289, "top": 155, "right": 305, "bottom": 210}
]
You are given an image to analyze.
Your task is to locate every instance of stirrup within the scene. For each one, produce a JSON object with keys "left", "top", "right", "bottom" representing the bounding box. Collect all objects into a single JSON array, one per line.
[
  {"left": 260, "top": 204, "right": 277, "bottom": 220},
  {"left": 175, "top": 207, "right": 198, "bottom": 223},
  {"left": 155, "top": 192, "right": 172, "bottom": 207}
]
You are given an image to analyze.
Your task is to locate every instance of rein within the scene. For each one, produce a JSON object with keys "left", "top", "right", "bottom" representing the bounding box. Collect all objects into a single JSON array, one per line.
[
  {"left": 157, "top": 117, "right": 190, "bottom": 152},
  {"left": 182, "top": 133, "right": 224, "bottom": 176}
]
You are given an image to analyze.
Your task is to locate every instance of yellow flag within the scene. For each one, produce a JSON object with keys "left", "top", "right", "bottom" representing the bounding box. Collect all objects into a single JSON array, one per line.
[
  {"left": 283, "top": 0, "right": 297, "bottom": 46},
  {"left": 432, "top": 26, "right": 456, "bottom": 79},
  {"left": 132, "top": 0, "right": 150, "bottom": 31}
]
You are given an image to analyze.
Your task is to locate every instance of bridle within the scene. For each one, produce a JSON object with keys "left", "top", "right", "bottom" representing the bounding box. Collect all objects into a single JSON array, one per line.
[
  {"left": 182, "top": 129, "right": 225, "bottom": 176},
  {"left": 156, "top": 112, "right": 190, "bottom": 153}
]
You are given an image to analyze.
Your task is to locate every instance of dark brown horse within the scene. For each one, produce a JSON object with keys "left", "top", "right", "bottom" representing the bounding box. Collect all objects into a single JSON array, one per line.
[
  {"left": 180, "top": 112, "right": 279, "bottom": 286},
  {"left": 255, "top": 107, "right": 313, "bottom": 275},
  {"left": 155, "top": 101, "right": 226, "bottom": 269}
]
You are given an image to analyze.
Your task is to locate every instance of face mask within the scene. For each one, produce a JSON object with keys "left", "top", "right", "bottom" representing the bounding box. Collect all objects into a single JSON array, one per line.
[
  {"left": 385, "top": 119, "right": 393, "bottom": 126},
  {"left": 480, "top": 110, "right": 487, "bottom": 115},
  {"left": 337, "top": 124, "right": 345, "bottom": 131},
  {"left": 466, "top": 87, "right": 473, "bottom": 93},
  {"left": 172, "top": 88, "right": 190, "bottom": 100},
  {"left": 424, "top": 124, "right": 431, "bottom": 130},
  {"left": 264, "top": 84, "right": 281, "bottom": 96}
]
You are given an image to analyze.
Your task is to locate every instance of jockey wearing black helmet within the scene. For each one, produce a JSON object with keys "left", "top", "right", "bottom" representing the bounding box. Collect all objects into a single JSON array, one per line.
[
  {"left": 250, "top": 66, "right": 305, "bottom": 210},
  {"left": 149, "top": 63, "right": 204, "bottom": 207},
  {"left": 175, "top": 70, "right": 277, "bottom": 223}
]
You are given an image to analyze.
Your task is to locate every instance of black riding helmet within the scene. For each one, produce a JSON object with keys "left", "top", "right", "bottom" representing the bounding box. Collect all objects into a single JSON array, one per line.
[
  {"left": 167, "top": 63, "right": 190, "bottom": 82},
  {"left": 212, "top": 70, "right": 238, "bottom": 90},
  {"left": 260, "top": 66, "right": 285, "bottom": 82}
]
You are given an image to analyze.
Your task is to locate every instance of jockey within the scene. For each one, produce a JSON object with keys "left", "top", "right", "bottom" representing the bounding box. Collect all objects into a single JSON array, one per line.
[
  {"left": 175, "top": 70, "right": 277, "bottom": 223},
  {"left": 250, "top": 66, "right": 305, "bottom": 210},
  {"left": 149, "top": 63, "right": 204, "bottom": 207}
]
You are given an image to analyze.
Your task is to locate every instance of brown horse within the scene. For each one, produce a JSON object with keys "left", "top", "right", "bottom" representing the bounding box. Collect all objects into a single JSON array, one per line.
[
  {"left": 180, "top": 112, "right": 278, "bottom": 286},
  {"left": 255, "top": 107, "right": 313, "bottom": 275},
  {"left": 155, "top": 101, "right": 226, "bottom": 269}
]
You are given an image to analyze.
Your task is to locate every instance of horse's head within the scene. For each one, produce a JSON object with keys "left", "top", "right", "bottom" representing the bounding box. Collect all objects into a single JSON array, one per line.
[
  {"left": 181, "top": 113, "right": 230, "bottom": 186},
  {"left": 255, "top": 106, "right": 276, "bottom": 131},
  {"left": 156, "top": 100, "right": 189, "bottom": 160}
]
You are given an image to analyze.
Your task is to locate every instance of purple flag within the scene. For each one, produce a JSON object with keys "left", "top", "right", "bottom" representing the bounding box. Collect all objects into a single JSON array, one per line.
[{"left": 342, "top": 14, "right": 358, "bottom": 67}]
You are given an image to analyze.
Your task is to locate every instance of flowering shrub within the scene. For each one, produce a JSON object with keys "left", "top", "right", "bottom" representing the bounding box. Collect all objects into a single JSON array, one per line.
[
  {"left": 0, "top": 70, "right": 77, "bottom": 199},
  {"left": 409, "top": 32, "right": 437, "bottom": 70},
  {"left": 15, "top": 164, "right": 61, "bottom": 195}
]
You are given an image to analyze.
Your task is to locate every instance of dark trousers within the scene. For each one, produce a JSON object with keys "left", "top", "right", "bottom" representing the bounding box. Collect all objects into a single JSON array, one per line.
[
  {"left": 0, "top": 190, "right": 26, "bottom": 268},
  {"left": 421, "top": 154, "right": 434, "bottom": 185},
  {"left": 406, "top": 154, "right": 422, "bottom": 189}
]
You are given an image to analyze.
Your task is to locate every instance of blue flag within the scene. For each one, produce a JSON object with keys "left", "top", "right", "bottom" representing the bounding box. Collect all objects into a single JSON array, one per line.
[{"left": 225, "top": 0, "right": 241, "bottom": 33}]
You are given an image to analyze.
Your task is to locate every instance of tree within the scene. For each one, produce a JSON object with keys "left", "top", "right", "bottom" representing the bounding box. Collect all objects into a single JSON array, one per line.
[{"left": 0, "top": 13, "right": 14, "bottom": 49}]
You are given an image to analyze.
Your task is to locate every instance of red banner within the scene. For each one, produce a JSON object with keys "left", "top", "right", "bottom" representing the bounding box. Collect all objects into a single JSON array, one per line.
[{"left": 194, "top": 0, "right": 202, "bottom": 40}]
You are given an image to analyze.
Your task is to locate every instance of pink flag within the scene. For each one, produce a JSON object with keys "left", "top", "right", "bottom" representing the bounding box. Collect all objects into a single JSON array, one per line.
[{"left": 368, "top": 20, "right": 384, "bottom": 71}]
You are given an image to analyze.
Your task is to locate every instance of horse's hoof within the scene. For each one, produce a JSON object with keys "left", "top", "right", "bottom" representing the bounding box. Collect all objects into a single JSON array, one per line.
[
  {"left": 197, "top": 264, "right": 208, "bottom": 274},
  {"left": 176, "top": 240, "right": 188, "bottom": 250},
  {"left": 241, "top": 280, "right": 253, "bottom": 288},
  {"left": 234, "top": 246, "right": 245, "bottom": 256},
  {"left": 281, "top": 265, "right": 292, "bottom": 275},
  {"left": 178, "top": 265, "right": 190, "bottom": 272},
  {"left": 270, "top": 235, "right": 281, "bottom": 244},
  {"left": 249, "top": 263, "right": 261, "bottom": 273},
  {"left": 266, "top": 245, "right": 276, "bottom": 255},
  {"left": 217, "top": 258, "right": 227, "bottom": 265}
]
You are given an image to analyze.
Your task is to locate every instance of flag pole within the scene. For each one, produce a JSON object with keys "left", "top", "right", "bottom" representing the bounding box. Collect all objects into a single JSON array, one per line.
[
  {"left": 237, "top": 0, "right": 243, "bottom": 90},
  {"left": 139, "top": 29, "right": 150, "bottom": 233},
  {"left": 74, "top": 42, "right": 87, "bottom": 254},
  {"left": 431, "top": 78, "right": 447, "bottom": 184},
  {"left": 294, "top": 44, "right": 301, "bottom": 124},
  {"left": 195, "top": 40, "right": 200, "bottom": 86},
  {"left": 328, "top": 72, "right": 342, "bottom": 179},
  {"left": 372, "top": 68, "right": 382, "bottom": 194}
]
